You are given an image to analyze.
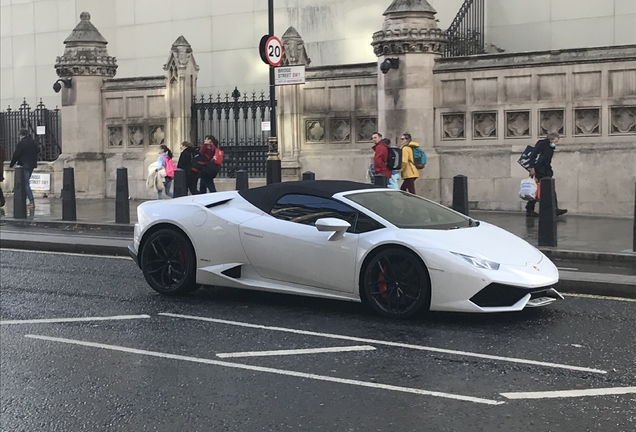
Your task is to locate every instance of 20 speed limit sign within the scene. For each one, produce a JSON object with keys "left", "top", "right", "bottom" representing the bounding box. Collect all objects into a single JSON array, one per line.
[{"left": 265, "top": 36, "right": 284, "bottom": 67}]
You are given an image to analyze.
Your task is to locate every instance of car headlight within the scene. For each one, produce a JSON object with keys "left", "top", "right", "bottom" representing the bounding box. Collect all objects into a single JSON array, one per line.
[{"left": 451, "top": 252, "right": 500, "bottom": 270}]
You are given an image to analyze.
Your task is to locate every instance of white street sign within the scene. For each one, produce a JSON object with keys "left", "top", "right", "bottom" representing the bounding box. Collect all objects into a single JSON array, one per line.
[
  {"left": 30, "top": 173, "right": 51, "bottom": 191},
  {"left": 261, "top": 121, "right": 271, "bottom": 131},
  {"left": 275, "top": 66, "right": 306, "bottom": 86},
  {"left": 36, "top": 126, "right": 46, "bottom": 135}
]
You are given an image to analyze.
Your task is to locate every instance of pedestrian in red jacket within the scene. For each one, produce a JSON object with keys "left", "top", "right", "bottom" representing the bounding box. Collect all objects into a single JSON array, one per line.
[{"left": 372, "top": 133, "right": 392, "bottom": 179}]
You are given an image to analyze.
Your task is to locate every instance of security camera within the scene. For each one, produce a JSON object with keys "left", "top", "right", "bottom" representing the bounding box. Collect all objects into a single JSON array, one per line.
[
  {"left": 53, "top": 78, "right": 72, "bottom": 93},
  {"left": 380, "top": 58, "right": 399, "bottom": 74}
]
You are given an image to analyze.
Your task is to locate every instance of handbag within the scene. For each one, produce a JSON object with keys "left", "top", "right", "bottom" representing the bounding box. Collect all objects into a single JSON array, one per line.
[{"left": 518, "top": 145, "right": 540, "bottom": 170}]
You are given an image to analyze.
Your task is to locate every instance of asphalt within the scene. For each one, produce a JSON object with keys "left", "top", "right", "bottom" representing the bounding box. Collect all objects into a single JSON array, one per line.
[{"left": 1, "top": 196, "right": 635, "bottom": 299}]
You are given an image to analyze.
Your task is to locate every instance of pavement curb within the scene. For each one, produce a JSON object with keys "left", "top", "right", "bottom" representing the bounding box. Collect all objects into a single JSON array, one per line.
[
  {"left": 0, "top": 239, "right": 130, "bottom": 257},
  {"left": 540, "top": 248, "right": 636, "bottom": 264},
  {"left": 0, "top": 218, "right": 134, "bottom": 233}
]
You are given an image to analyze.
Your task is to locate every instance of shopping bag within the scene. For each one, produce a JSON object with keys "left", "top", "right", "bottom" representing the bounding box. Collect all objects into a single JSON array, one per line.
[{"left": 519, "top": 177, "right": 537, "bottom": 201}]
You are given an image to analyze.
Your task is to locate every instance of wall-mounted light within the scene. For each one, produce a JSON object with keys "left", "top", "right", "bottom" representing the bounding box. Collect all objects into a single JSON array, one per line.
[
  {"left": 53, "top": 78, "right": 72, "bottom": 93},
  {"left": 380, "top": 58, "right": 399, "bottom": 74}
]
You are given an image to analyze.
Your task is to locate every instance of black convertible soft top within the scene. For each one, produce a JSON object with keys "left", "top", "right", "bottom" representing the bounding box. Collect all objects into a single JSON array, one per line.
[{"left": 238, "top": 180, "right": 381, "bottom": 213}]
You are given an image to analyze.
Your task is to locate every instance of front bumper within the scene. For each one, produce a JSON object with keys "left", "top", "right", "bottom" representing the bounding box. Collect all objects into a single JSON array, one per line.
[{"left": 128, "top": 242, "right": 139, "bottom": 268}]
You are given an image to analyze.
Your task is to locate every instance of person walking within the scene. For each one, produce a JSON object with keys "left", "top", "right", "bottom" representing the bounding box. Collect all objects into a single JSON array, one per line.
[
  {"left": 526, "top": 132, "right": 567, "bottom": 217},
  {"left": 0, "top": 143, "right": 6, "bottom": 207},
  {"left": 197, "top": 135, "right": 219, "bottom": 194},
  {"left": 156, "top": 144, "right": 175, "bottom": 199},
  {"left": 177, "top": 141, "right": 199, "bottom": 195},
  {"left": 399, "top": 133, "right": 421, "bottom": 194},
  {"left": 372, "top": 133, "right": 392, "bottom": 181},
  {"left": 9, "top": 129, "right": 38, "bottom": 208}
]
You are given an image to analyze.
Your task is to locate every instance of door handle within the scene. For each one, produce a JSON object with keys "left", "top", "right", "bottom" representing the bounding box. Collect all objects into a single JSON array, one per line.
[{"left": 242, "top": 229, "right": 263, "bottom": 238}]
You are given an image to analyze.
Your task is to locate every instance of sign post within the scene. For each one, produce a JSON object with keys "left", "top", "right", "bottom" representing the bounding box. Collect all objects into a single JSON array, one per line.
[{"left": 265, "top": 0, "right": 282, "bottom": 185}]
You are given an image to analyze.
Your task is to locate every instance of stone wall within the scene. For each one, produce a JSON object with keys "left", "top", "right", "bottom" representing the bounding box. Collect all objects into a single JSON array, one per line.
[{"left": 433, "top": 45, "right": 636, "bottom": 216}]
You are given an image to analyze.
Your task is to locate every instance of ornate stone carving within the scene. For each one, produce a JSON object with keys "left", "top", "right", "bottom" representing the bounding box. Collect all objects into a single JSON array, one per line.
[
  {"left": 371, "top": 0, "right": 447, "bottom": 57},
  {"left": 163, "top": 36, "right": 199, "bottom": 81},
  {"left": 330, "top": 119, "right": 351, "bottom": 142},
  {"left": 356, "top": 118, "right": 377, "bottom": 142},
  {"left": 55, "top": 12, "right": 118, "bottom": 78},
  {"left": 150, "top": 125, "right": 166, "bottom": 146},
  {"left": 108, "top": 126, "right": 123, "bottom": 147},
  {"left": 540, "top": 110, "right": 565, "bottom": 135},
  {"left": 128, "top": 125, "right": 144, "bottom": 146},
  {"left": 442, "top": 113, "right": 465, "bottom": 140},
  {"left": 305, "top": 120, "right": 325, "bottom": 142},
  {"left": 610, "top": 107, "right": 636, "bottom": 134},
  {"left": 281, "top": 27, "right": 311, "bottom": 66},
  {"left": 575, "top": 108, "right": 600, "bottom": 135},
  {"left": 506, "top": 111, "right": 530, "bottom": 137},
  {"left": 473, "top": 112, "right": 497, "bottom": 139}
]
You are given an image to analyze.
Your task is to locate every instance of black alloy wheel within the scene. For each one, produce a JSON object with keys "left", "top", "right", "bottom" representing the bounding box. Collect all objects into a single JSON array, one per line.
[
  {"left": 140, "top": 228, "right": 199, "bottom": 295},
  {"left": 362, "top": 248, "right": 430, "bottom": 319}
]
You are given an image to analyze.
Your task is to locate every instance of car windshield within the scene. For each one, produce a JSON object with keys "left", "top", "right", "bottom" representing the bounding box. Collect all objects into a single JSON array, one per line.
[{"left": 345, "top": 190, "right": 472, "bottom": 230}]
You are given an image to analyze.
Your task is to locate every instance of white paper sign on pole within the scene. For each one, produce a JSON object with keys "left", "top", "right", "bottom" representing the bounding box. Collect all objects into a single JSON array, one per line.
[
  {"left": 274, "top": 66, "right": 306, "bottom": 86},
  {"left": 29, "top": 173, "right": 51, "bottom": 191},
  {"left": 261, "top": 121, "right": 271, "bottom": 131},
  {"left": 36, "top": 126, "right": 46, "bottom": 135}
]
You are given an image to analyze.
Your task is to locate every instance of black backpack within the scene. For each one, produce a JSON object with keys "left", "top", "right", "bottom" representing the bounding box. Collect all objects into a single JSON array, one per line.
[{"left": 386, "top": 146, "right": 402, "bottom": 171}]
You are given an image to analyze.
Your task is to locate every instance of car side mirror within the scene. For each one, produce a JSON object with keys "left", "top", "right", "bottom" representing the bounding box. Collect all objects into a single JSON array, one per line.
[{"left": 315, "top": 218, "right": 351, "bottom": 241}]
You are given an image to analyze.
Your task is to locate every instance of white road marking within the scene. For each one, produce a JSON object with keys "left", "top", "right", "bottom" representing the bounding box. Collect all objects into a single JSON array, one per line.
[
  {"left": 216, "top": 345, "right": 376, "bottom": 358},
  {"left": 159, "top": 313, "right": 607, "bottom": 375},
  {"left": 557, "top": 267, "right": 578, "bottom": 271},
  {"left": 0, "top": 248, "right": 131, "bottom": 260},
  {"left": 563, "top": 293, "right": 636, "bottom": 303},
  {"left": 1, "top": 315, "right": 150, "bottom": 325},
  {"left": 501, "top": 387, "right": 636, "bottom": 400},
  {"left": 24, "top": 334, "right": 503, "bottom": 406}
]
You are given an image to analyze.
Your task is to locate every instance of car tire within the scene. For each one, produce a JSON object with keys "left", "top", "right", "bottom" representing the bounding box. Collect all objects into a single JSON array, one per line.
[
  {"left": 140, "top": 228, "right": 199, "bottom": 296},
  {"left": 361, "top": 248, "right": 431, "bottom": 319}
]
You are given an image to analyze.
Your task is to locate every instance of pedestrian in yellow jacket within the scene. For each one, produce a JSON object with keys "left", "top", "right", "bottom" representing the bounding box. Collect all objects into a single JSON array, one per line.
[{"left": 399, "top": 133, "right": 420, "bottom": 194}]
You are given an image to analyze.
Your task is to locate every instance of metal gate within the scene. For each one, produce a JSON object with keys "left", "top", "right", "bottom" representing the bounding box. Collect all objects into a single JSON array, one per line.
[
  {"left": 0, "top": 99, "right": 62, "bottom": 162},
  {"left": 191, "top": 88, "right": 271, "bottom": 178}
]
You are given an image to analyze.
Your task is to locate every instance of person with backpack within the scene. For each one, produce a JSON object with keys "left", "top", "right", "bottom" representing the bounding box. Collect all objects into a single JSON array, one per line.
[
  {"left": 372, "top": 133, "right": 392, "bottom": 181},
  {"left": 525, "top": 132, "right": 567, "bottom": 217},
  {"left": 399, "top": 133, "right": 426, "bottom": 194},
  {"left": 177, "top": 141, "right": 199, "bottom": 195},
  {"left": 9, "top": 129, "right": 39, "bottom": 208},
  {"left": 156, "top": 144, "right": 175, "bottom": 199},
  {"left": 194, "top": 135, "right": 222, "bottom": 194}
]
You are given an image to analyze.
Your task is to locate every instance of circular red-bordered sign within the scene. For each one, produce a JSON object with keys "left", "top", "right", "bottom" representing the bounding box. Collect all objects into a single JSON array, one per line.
[{"left": 265, "top": 36, "right": 284, "bottom": 67}]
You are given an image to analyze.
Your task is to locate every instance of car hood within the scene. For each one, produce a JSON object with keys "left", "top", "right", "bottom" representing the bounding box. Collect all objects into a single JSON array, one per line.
[{"left": 403, "top": 222, "right": 543, "bottom": 266}]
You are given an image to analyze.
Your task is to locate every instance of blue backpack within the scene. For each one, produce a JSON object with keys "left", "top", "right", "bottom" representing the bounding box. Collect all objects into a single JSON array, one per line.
[{"left": 412, "top": 146, "right": 427, "bottom": 169}]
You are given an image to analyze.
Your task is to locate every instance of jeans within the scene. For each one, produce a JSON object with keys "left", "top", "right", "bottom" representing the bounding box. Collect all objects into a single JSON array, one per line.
[
  {"left": 24, "top": 169, "right": 34, "bottom": 203},
  {"left": 157, "top": 177, "right": 173, "bottom": 199},
  {"left": 199, "top": 176, "right": 216, "bottom": 194}
]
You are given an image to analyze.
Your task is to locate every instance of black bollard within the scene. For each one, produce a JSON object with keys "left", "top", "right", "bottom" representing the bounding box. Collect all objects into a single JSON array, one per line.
[
  {"left": 373, "top": 174, "right": 388, "bottom": 188},
  {"left": 633, "top": 182, "right": 635, "bottom": 252},
  {"left": 452, "top": 174, "right": 469, "bottom": 216},
  {"left": 13, "top": 166, "right": 27, "bottom": 219},
  {"left": 235, "top": 169, "right": 249, "bottom": 191},
  {"left": 173, "top": 169, "right": 187, "bottom": 198},
  {"left": 115, "top": 167, "right": 130, "bottom": 224},
  {"left": 302, "top": 171, "right": 315, "bottom": 181},
  {"left": 62, "top": 166, "right": 76, "bottom": 221},
  {"left": 538, "top": 177, "right": 557, "bottom": 247}
]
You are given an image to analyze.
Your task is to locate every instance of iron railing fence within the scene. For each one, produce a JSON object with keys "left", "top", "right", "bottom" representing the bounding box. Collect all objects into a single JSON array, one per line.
[
  {"left": 191, "top": 88, "right": 271, "bottom": 178},
  {"left": 445, "top": 0, "right": 485, "bottom": 57},
  {"left": 0, "top": 99, "right": 62, "bottom": 162}
]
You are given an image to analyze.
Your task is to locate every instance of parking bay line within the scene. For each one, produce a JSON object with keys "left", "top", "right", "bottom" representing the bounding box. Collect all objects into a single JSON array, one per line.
[
  {"left": 216, "top": 345, "right": 376, "bottom": 358},
  {"left": 501, "top": 387, "right": 636, "bottom": 400},
  {"left": 24, "top": 334, "right": 503, "bottom": 406},
  {"left": 159, "top": 313, "right": 607, "bottom": 375},
  {"left": 1, "top": 315, "right": 150, "bottom": 325}
]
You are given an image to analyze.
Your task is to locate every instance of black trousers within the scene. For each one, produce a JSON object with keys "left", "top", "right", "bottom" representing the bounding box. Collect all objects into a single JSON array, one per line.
[
  {"left": 186, "top": 172, "right": 199, "bottom": 195},
  {"left": 0, "top": 185, "right": 5, "bottom": 207},
  {"left": 526, "top": 174, "right": 559, "bottom": 212}
]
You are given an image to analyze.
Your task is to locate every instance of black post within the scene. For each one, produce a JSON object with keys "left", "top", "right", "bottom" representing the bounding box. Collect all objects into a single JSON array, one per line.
[
  {"left": 302, "top": 171, "right": 315, "bottom": 181},
  {"left": 13, "top": 166, "right": 27, "bottom": 219},
  {"left": 373, "top": 174, "right": 388, "bottom": 188},
  {"left": 538, "top": 177, "right": 557, "bottom": 247},
  {"left": 266, "top": 0, "right": 282, "bottom": 185},
  {"left": 61, "top": 166, "right": 76, "bottom": 221},
  {"left": 633, "top": 182, "right": 635, "bottom": 252},
  {"left": 452, "top": 174, "right": 469, "bottom": 216},
  {"left": 115, "top": 167, "right": 130, "bottom": 224},
  {"left": 173, "top": 169, "right": 187, "bottom": 198},
  {"left": 235, "top": 169, "right": 249, "bottom": 191}
]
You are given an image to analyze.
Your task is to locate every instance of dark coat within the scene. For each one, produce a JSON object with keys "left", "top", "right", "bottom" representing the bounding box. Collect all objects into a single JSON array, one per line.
[
  {"left": 0, "top": 144, "right": 5, "bottom": 181},
  {"left": 10, "top": 136, "right": 39, "bottom": 170},
  {"left": 177, "top": 146, "right": 196, "bottom": 170},
  {"left": 528, "top": 138, "right": 554, "bottom": 177}
]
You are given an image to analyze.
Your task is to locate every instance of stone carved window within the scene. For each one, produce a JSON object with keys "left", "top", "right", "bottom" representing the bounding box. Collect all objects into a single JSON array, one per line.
[
  {"left": 610, "top": 106, "right": 636, "bottom": 135},
  {"left": 129, "top": 125, "right": 145, "bottom": 146},
  {"left": 540, "top": 110, "right": 565, "bottom": 136},
  {"left": 442, "top": 113, "right": 465, "bottom": 140},
  {"left": 305, "top": 119, "right": 325, "bottom": 143},
  {"left": 149, "top": 125, "right": 165, "bottom": 146},
  {"left": 506, "top": 111, "right": 531, "bottom": 138},
  {"left": 574, "top": 108, "right": 601, "bottom": 136},
  {"left": 473, "top": 112, "right": 497, "bottom": 139},
  {"left": 330, "top": 118, "right": 351, "bottom": 143},
  {"left": 108, "top": 126, "right": 123, "bottom": 147},
  {"left": 356, "top": 118, "right": 377, "bottom": 142}
]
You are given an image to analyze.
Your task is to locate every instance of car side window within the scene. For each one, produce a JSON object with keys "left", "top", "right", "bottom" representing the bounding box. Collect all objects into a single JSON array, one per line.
[{"left": 271, "top": 194, "right": 358, "bottom": 232}]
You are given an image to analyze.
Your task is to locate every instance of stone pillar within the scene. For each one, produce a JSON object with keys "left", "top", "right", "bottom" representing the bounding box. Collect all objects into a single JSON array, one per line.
[
  {"left": 53, "top": 12, "right": 117, "bottom": 198},
  {"left": 371, "top": 0, "right": 446, "bottom": 201},
  {"left": 164, "top": 36, "right": 199, "bottom": 147},
  {"left": 278, "top": 27, "right": 311, "bottom": 180}
]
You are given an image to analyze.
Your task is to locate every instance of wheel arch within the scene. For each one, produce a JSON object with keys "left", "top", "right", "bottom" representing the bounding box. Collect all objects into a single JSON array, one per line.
[{"left": 139, "top": 222, "right": 197, "bottom": 263}]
